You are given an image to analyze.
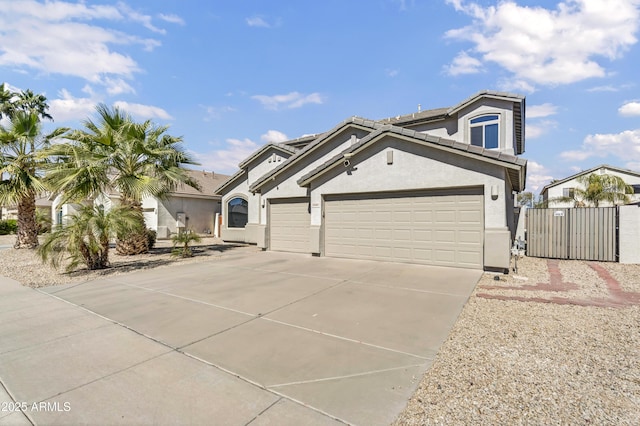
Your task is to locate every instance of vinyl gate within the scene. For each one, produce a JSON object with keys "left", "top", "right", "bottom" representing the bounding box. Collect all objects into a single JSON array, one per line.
[{"left": 526, "top": 207, "right": 618, "bottom": 261}]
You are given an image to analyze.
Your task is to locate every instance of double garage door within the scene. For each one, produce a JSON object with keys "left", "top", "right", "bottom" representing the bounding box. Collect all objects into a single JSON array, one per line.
[{"left": 269, "top": 189, "right": 484, "bottom": 268}]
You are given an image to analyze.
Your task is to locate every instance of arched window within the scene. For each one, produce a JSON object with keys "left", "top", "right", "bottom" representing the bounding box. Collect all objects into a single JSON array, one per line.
[
  {"left": 227, "top": 197, "right": 248, "bottom": 228},
  {"left": 470, "top": 115, "right": 499, "bottom": 149}
]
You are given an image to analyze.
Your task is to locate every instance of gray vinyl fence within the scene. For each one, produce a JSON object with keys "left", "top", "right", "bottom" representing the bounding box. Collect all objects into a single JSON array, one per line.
[{"left": 526, "top": 207, "right": 618, "bottom": 262}]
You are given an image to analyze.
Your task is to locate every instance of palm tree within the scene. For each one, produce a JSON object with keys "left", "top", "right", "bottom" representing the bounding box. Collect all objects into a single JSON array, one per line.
[
  {"left": 575, "top": 173, "right": 632, "bottom": 207},
  {"left": 0, "top": 112, "right": 65, "bottom": 248},
  {"left": 554, "top": 173, "right": 633, "bottom": 207},
  {"left": 43, "top": 104, "right": 200, "bottom": 255},
  {"left": 38, "top": 204, "right": 139, "bottom": 272},
  {"left": 171, "top": 229, "right": 202, "bottom": 258}
]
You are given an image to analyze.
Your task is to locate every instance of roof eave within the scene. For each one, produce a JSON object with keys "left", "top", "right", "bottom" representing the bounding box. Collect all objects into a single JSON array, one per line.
[{"left": 298, "top": 129, "right": 526, "bottom": 188}]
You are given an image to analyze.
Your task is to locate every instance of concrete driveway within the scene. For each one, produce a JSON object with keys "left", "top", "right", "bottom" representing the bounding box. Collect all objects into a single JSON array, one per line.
[{"left": 0, "top": 251, "right": 481, "bottom": 425}]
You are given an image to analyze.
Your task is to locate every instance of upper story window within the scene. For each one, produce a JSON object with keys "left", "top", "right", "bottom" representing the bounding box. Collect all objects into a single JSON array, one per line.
[
  {"left": 632, "top": 184, "right": 640, "bottom": 194},
  {"left": 470, "top": 115, "right": 499, "bottom": 149},
  {"left": 227, "top": 197, "right": 248, "bottom": 228},
  {"left": 563, "top": 188, "right": 575, "bottom": 198}
]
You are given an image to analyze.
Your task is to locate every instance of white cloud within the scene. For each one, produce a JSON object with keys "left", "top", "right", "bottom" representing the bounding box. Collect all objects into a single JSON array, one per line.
[
  {"left": 525, "top": 160, "right": 554, "bottom": 192},
  {"left": 386, "top": 69, "right": 399, "bottom": 78},
  {"left": 527, "top": 103, "right": 558, "bottom": 118},
  {"left": 619, "top": 101, "right": 640, "bottom": 116},
  {"left": 159, "top": 13, "right": 185, "bottom": 25},
  {"left": 113, "top": 101, "right": 172, "bottom": 120},
  {"left": 49, "top": 89, "right": 97, "bottom": 122},
  {"left": 201, "top": 105, "right": 236, "bottom": 121},
  {"left": 0, "top": 1, "right": 167, "bottom": 90},
  {"left": 261, "top": 130, "right": 289, "bottom": 143},
  {"left": 252, "top": 92, "right": 324, "bottom": 110},
  {"left": 560, "top": 129, "right": 640, "bottom": 167},
  {"left": 444, "top": 51, "right": 483, "bottom": 75},
  {"left": 191, "top": 138, "right": 260, "bottom": 174},
  {"left": 445, "top": 0, "right": 640, "bottom": 88},
  {"left": 526, "top": 120, "right": 557, "bottom": 139},
  {"left": 246, "top": 16, "right": 281, "bottom": 28},
  {"left": 102, "top": 77, "right": 135, "bottom": 96}
]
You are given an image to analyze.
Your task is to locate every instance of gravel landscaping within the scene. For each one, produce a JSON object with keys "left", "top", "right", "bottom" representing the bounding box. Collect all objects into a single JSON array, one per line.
[
  {"left": 0, "top": 234, "right": 259, "bottom": 288},
  {"left": 1, "top": 235, "right": 638, "bottom": 425},
  {"left": 395, "top": 255, "right": 640, "bottom": 425}
]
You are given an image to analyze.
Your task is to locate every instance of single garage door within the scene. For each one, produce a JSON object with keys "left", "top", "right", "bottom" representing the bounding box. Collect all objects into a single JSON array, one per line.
[
  {"left": 270, "top": 198, "right": 310, "bottom": 253},
  {"left": 324, "top": 189, "right": 483, "bottom": 268}
]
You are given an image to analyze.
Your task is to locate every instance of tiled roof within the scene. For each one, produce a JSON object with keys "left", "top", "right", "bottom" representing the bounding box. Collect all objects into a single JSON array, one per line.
[
  {"left": 173, "top": 169, "right": 230, "bottom": 198},
  {"left": 248, "top": 117, "right": 385, "bottom": 192},
  {"left": 238, "top": 142, "right": 298, "bottom": 169},
  {"left": 297, "top": 124, "right": 527, "bottom": 191}
]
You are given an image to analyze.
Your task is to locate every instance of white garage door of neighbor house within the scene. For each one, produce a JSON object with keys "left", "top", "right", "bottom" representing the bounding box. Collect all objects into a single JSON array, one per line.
[
  {"left": 270, "top": 198, "right": 311, "bottom": 253},
  {"left": 324, "top": 189, "right": 484, "bottom": 269}
]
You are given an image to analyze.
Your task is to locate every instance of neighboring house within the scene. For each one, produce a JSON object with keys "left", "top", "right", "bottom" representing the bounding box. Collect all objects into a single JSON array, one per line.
[
  {"left": 1, "top": 195, "right": 52, "bottom": 221},
  {"left": 540, "top": 165, "right": 640, "bottom": 208},
  {"left": 52, "top": 169, "right": 229, "bottom": 238},
  {"left": 216, "top": 91, "right": 528, "bottom": 270}
]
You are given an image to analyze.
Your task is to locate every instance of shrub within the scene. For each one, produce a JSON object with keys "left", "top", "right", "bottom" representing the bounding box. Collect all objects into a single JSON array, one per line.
[
  {"left": 0, "top": 219, "right": 18, "bottom": 235},
  {"left": 146, "top": 228, "right": 157, "bottom": 250},
  {"left": 171, "top": 229, "right": 201, "bottom": 258}
]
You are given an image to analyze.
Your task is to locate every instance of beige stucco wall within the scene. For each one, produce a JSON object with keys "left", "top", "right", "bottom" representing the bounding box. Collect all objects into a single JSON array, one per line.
[
  {"left": 619, "top": 205, "right": 640, "bottom": 264},
  {"left": 220, "top": 146, "right": 294, "bottom": 243},
  {"left": 259, "top": 128, "right": 371, "bottom": 223},
  {"left": 305, "top": 136, "right": 513, "bottom": 269},
  {"left": 308, "top": 137, "right": 508, "bottom": 227},
  {"left": 458, "top": 98, "right": 516, "bottom": 155},
  {"left": 156, "top": 196, "right": 220, "bottom": 238}
]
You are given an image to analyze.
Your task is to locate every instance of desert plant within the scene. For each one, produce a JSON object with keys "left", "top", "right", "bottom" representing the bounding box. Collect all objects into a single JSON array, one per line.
[
  {"left": 171, "top": 229, "right": 201, "bottom": 258},
  {"left": 36, "top": 208, "right": 52, "bottom": 234},
  {"left": 0, "top": 85, "right": 62, "bottom": 248},
  {"left": 37, "top": 204, "right": 139, "bottom": 272},
  {"left": 552, "top": 173, "right": 633, "bottom": 207},
  {"left": 146, "top": 228, "right": 157, "bottom": 250},
  {"left": 42, "top": 104, "right": 200, "bottom": 255},
  {"left": 0, "top": 219, "right": 17, "bottom": 235}
]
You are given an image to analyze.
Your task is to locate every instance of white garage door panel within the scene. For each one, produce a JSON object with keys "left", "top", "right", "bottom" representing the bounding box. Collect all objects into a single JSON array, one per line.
[
  {"left": 324, "top": 191, "right": 483, "bottom": 268},
  {"left": 270, "top": 199, "right": 310, "bottom": 253}
]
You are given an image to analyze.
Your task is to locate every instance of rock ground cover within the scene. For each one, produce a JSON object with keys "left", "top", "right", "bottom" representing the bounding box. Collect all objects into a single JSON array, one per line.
[{"left": 395, "top": 255, "right": 640, "bottom": 425}]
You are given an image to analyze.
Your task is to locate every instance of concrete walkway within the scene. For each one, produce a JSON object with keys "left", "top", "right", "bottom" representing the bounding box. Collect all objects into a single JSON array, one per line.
[{"left": 0, "top": 251, "right": 481, "bottom": 425}]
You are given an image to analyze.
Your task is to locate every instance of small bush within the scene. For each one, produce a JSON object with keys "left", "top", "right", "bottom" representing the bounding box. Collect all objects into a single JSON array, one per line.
[
  {"left": 146, "top": 228, "right": 157, "bottom": 250},
  {"left": 0, "top": 219, "right": 18, "bottom": 235},
  {"left": 171, "top": 229, "right": 201, "bottom": 258},
  {"left": 36, "top": 209, "right": 52, "bottom": 234}
]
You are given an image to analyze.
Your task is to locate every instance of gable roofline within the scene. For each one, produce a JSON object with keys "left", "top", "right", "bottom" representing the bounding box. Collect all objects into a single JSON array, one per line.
[
  {"left": 446, "top": 90, "right": 525, "bottom": 115},
  {"left": 238, "top": 143, "right": 298, "bottom": 169},
  {"left": 297, "top": 124, "right": 527, "bottom": 191},
  {"left": 214, "top": 168, "right": 246, "bottom": 195},
  {"left": 248, "top": 117, "right": 384, "bottom": 193},
  {"left": 378, "top": 90, "right": 525, "bottom": 155},
  {"left": 282, "top": 134, "right": 321, "bottom": 149},
  {"left": 540, "top": 164, "right": 640, "bottom": 196}
]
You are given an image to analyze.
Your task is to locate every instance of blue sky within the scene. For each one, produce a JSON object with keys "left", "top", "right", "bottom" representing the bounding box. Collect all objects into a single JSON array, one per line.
[{"left": 1, "top": 0, "right": 639, "bottom": 193}]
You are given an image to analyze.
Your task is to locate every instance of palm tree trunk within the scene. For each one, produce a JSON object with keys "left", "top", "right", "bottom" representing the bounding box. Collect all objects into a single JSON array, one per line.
[
  {"left": 115, "top": 198, "right": 149, "bottom": 255},
  {"left": 14, "top": 192, "right": 38, "bottom": 249}
]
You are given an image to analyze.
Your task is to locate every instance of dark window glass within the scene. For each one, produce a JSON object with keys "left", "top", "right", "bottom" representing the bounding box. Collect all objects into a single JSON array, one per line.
[
  {"left": 485, "top": 123, "right": 499, "bottom": 149},
  {"left": 632, "top": 184, "right": 640, "bottom": 194},
  {"left": 227, "top": 197, "right": 248, "bottom": 228},
  {"left": 470, "top": 115, "right": 499, "bottom": 124},
  {"left": 470, "top": 126, "right": 483, "bottom": 147}
]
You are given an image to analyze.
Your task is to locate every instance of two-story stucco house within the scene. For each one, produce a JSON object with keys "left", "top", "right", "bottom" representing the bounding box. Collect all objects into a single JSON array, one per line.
[
  {"left": 540, "top": 165, "right": 640, "bottom": 208},
  {"left": 216, "top": 91, "right": 528, "bottom": 271}
]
